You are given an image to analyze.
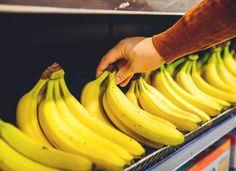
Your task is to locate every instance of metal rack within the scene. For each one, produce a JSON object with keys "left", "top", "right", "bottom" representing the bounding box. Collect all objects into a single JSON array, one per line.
[{"left": 125, "top": 107, "right": 236, "bottom": 171}]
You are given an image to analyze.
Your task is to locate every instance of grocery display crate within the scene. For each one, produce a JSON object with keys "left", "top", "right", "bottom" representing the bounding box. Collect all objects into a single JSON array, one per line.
[{"left": 125, "top": 107, "right": 236, "bottom": 171}]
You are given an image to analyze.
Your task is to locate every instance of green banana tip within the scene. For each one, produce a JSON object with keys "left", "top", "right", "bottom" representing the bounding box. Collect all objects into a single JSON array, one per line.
[
  {"left": 188, "top": 55, "right": 199, "bottom": 61},
  {"left": 160, "top": 65, "right": 166, "bottom": 71}
]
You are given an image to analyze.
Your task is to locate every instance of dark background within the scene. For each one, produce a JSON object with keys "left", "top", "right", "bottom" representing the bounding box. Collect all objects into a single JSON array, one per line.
[{"left": 0, "top": 13, "right": 181, "bottom": 124}]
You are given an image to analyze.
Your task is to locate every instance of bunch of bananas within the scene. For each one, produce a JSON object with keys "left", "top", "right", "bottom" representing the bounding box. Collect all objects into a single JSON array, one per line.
[
  {"left": 15, "top": 63, "right": 147, "bottom": 170},
  {"left": 0, "top": 119, "right": 92, "bottom": 171},
  {"left": 1, "top": 41, "right": 235, "bottom": 171},
  {"left": 80, "top": 41, "right": 236, "bottom": 150},
  {"left": 81, "top": 66, "right": 185, "bottom": 148},
  {"left": 125, "top": 42, "right": 236, "bottom": 135}
]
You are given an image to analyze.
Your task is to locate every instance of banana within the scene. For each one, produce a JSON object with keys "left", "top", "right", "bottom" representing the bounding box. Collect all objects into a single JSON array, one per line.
[
  {"left": 38, "top": 80, "right": 126, "bottom": 170},
  {"left": 165, "top": 65, "right": 219, "bottom": 116},
  {"left": 126, "top": 80, "right": 140, "bottom": 107},
  {"left": 104, "top": 71, "right": 184, "bottom": 145},
  {"left": 131, "top": 81, "right": 178, "bottom": 129},
  {"left": 137, "top": 78, "right": 199, "bottom": 131},
  {"left": 175, "top": 60, "right": 223, "bottom": 115},
  {"left": 152, "top": 68, "right": 210, "bottom": 122},
  {"left": 59, "top": 76, "right": 145, "bottom": 157},
  {"left": 222, "top": 44, "right": 236, "bottom": 76},
  {"left": 165, "top": 57, "right": 187, "bottom": 76},
  {"left": 177, "top": 60, "right": 230, "bottom": 109},
  {"left": 102, "top": 94, "right": 163, "bottom": 149},
  {"left": 0, "top": 119, "right": 92, "bottom": 171},
  {"left": 16, "top": 78, "right": 51, "bottom": 146},
  {"left": 0, "top": 138, "right": 58, "bottom": 171},
  {"left": 204, "top": 52, "right": 236, "bottom": 94},
  {"left": 142, "top": 77, "right": 203, "bottom": 121},
  {"left": 80, "top": 71, "right": 112, "bottom": 126},
  {"left": 142, "top": 71, "right": 152, "bottom": 84},
  {"left": 191, "top": 60, "right": 236, "bottom": 103},
  {"left": 215, "top": 48, "right": 236, "bottom": 85},
  {"left": 54, "top": 80, "right": 133, "bottom": 163}
]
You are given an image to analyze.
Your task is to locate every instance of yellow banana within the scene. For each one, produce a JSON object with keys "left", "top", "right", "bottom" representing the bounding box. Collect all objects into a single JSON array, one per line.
[
  {"left": 59, "top": 77, "right": 145, "bottom": 157},
  {"left": 177, "top": 60, "right": 230, "bottom": 109},
  {"left": 104, "top": 71, "right": 184, "bottom": 145},
  {"left": 80, "top": 71, "right": 112, "bottom": 126},
  {"left": 142, "top": 71, "right": 152, "bottom": 84},
  {"left": 0, "top": 119, "right": 92, "bottom": 171},
  {"left": 137, "top": 78, "right": 199, "bottom": 131},
  {"left": 38, "top": 80, "right": 126, "bottom": 170},
  {"left": 16, "top": 78, "right": 51, "bottom": 146},
  {"left": 0, "top": 138, "right": 58, "bottom": 171},
  {"left": 54, "top": 80, "right": 133, "bottom": 163},
  {"left": 215, "top": 49, "right": 236, "bottom": 85},
  {"left": 204, "top": 52, "right": 236, "bottom": 94},
  {"left": 142, "top": 77, "right": 202, "bottom": 121},
  {"left": 165, "top": 57, "right": 187, "bottom": 77},
  {"left": 102, "top": 94, "right": 163, "bottom": 149},
  {"left": 126, "top": 80, "right": 140, "bottom": 107},
  {"left": 191, "top": 60, "right": 236, "bottom": 103},
  {"left": 128, "top": 80, "right": 177, "bottom": 129},
  {"left": 222, "top": 43, "right": 236, "bottom": 76},
  {"left": 164, "top": 66, "right": 219, "bottom": 116},
  {"left": 175, "top": 60, "right": 223, "bottom": 115},
  {"left": 153, "top": 68, "right": 210, "bottom": 122}
]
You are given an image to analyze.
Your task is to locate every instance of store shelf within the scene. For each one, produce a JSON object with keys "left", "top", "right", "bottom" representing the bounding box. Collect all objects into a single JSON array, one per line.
[
  {"left": 0, "top": 0, "right": 201, "bottom": 15},
  {"left": 125, "top": 107, "right": 236, "bottom": 171},
  {"left": 0, "top": 5, "right": 183, "bottom": 15}
]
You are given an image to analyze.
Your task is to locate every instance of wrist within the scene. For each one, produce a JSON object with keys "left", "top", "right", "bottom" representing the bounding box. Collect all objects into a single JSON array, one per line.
[{"left": 149, "top": 37, "right": 166, "bottom": 66}]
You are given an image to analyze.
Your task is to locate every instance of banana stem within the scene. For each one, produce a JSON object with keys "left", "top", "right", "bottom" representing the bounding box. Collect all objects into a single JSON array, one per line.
[
  {"left": 165, "top": 58, "right": 186, "bottom": 75},
  {"left": 59, "top": 78, "right": 71, "bottom": 97},
  {"left": 96, "top": 71, "right": 108, "bottom": 84},
  {"left": 128, "top": 80, "right": 136, "bottom": 93},
  {"left": 223, "top": 45, "right": 230, "bottom": 57},
  {"left": 32, "top": 79, "right": 47, "bottom": 99},
  {"left": 192, "top": 60, "right": 198, "bottom": 75},
  {"left": 138, "top": 79, "right": 145, "bottom": 91},
  {"left": 167, "top": 58, "right": 186, "bottom": 69},
  {"left": 54, "top": 80, "right": 61, "bottom": 100},
  {"left": 108, "top": 72, "right": 116, "bottom": 86},
  {"left": 215, "top": 49, "right": 224, "bottom": 64},
  {"left": 208, "top": 52, "right": 217, "bottom": 65},
  {"left": 180, "top": 61, "right": 189, "bottom": 74},
  {"left": 45, "top": 80, "right": 54, "bottom": 101},
  {"left": 186, "top": 61, "right": 193, "bottom": 75}
]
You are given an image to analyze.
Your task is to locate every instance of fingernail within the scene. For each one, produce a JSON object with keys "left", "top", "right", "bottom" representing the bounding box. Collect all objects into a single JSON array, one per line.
[{"left": 115, "top": 76, "right": 121, "bottom": 84}]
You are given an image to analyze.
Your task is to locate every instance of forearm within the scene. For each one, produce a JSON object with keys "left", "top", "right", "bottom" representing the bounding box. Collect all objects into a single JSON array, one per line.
[{"left": 152, "top": 0, "right": 236, "bottom": 63}]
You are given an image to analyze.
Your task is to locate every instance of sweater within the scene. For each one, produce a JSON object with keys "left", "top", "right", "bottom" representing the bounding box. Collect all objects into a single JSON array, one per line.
[{"left": 152, "top": 0, "right": 236, "bottom": 63}]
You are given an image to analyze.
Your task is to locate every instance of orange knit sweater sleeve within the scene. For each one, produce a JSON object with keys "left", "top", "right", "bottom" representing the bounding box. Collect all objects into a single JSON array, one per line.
[{"left": 152, "top": 0, "right": 236, "bottom": 63}]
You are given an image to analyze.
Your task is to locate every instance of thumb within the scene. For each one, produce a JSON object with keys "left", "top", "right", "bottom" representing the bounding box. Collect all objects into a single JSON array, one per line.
[{"left": 115, "top": 64, "right": 133, "bottom": 85}]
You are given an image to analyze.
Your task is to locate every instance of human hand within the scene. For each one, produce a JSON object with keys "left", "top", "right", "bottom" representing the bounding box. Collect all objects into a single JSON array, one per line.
[{"left": 96, "top": 37, "right": 165, "bottom": 87}]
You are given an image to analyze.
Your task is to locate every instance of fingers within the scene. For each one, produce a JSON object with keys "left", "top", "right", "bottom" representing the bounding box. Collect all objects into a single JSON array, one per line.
[
  {"left": 115, "top": 64, "right": 133, "bottom": 85},
  {"left": 120, "top": 75, "right": 133, "bottom": 87},
  {"left": 96, "top": 44, "right": 122, "bottom": 78}
]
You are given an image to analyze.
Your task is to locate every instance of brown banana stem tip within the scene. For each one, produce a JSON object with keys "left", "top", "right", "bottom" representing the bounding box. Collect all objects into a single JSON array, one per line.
[
  {"left": 106, "top": 64, "right": 118, "bottom": 73},
  {"left": 132, "top": 73, "right": 142, "bottom": 80},
  {"left": 40, "top": 62, "right": 62, "bottom": 79}
]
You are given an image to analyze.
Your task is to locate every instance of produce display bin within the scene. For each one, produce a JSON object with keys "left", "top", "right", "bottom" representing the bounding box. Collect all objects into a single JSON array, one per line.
[{"left": 0, "top": 2, "right": 235, "bottom": 171}]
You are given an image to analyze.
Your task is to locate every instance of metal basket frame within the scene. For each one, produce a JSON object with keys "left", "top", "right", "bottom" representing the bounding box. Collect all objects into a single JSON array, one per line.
[{"left": 124, "top": 107, "right": 236, "bottom": 171}]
